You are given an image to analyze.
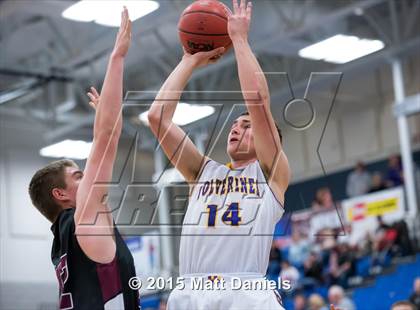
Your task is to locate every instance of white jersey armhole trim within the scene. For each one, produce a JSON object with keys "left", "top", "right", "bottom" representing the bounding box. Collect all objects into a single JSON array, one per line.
[{"left": 254, "top": 160, "right": 285, "bottom": 211}]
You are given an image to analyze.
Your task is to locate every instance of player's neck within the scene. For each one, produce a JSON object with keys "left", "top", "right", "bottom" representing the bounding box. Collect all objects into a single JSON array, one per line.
[{"left": 230, "top": 158, "right": 257, "bottom": 170}]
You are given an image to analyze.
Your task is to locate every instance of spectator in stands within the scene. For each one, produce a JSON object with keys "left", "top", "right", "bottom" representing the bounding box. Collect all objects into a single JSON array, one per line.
[
  {"left": 393, "top": 220, "right": 414, "bottom": 257},
  {"left": 386, "top": 155, "right": 404, "bottom": 187},
  {"left": 377, "top": 216, "right": 391, "bottom": 230},
  {"left": 338, "top": 224, "right": 362, "bottom": 250},
  {"left": 288, "top": 230, "right": 311, "bottom": 268},
  {"left": 371, "top": 216, "right": 397, "bottom": 270},
  {"left": 280, "top": 260, "right": 300, "bottom": 290},
  {"left": 346, "top": 161, "right": 371, "bottom": 197},
  {"left": 368, "top": 172, "right": 387, "bottom": 193},
  {"left": 390, "top": 301, "right": 417, "bottom": 310},
  {"left": 311, "top": 188, "right": 343, "bottom": 248},
  {"left": 318, "top": 229, "right": 337, "bottom": 254},
  {"left": 328, "top": 285, "right": 355, "bottom": 310},
  {"left": 294, "top": 293, "right": 307, "bottom": 310},
  {"left": 328, "top": 243, "right": 355, "bottom": 288},
  {"left": 409, "top": 277, "right": 420, "bottom": 309},
  {"left": 308, "top": 294, "right": 328, "bottom": 310},
  {"left": 303, "top": 251, "right": 324, "bottom": 284},
  {"left": 312, "top": 188, "right": 335, "bottom": 211}
]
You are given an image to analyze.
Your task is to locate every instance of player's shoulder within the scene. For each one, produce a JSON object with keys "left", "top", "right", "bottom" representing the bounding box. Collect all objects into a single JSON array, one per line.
[{"left": 51, "top": 208, "right": 75, "bottom": 236}]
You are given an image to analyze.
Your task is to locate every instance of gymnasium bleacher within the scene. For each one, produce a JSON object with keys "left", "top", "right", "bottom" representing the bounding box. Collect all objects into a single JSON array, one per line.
[{"left": 280, "top": 254, "right": 420, "bottom": 310}]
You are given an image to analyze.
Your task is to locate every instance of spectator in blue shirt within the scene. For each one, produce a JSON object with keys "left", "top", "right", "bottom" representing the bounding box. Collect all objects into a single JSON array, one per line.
[{"left": 386, "top": 155, "right": 404, "bottom": 187}]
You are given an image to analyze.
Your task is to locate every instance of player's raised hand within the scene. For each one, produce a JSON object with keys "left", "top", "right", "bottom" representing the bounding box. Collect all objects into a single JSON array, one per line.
[
  {"left": 112, "top": 6, "right": 132, "bottom": 58},
  {"left": 228, "top": 0, "right": 252, "bottom": 40},
  {"left": 183, "top": 47, "right": 225, "bottom": 68},
  {"left": 86, "top": 87, "right": 100, "bottom": 110}
]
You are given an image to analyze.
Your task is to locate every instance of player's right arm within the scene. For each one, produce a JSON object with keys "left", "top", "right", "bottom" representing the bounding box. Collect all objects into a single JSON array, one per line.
[{"left": 147, "top": 47, "right": 224, "bottom": 183}]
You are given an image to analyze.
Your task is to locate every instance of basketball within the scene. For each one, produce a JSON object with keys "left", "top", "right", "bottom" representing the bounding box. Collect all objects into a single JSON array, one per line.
[{"left": 178, "top": 0, "right": 232, "bottom": 54}]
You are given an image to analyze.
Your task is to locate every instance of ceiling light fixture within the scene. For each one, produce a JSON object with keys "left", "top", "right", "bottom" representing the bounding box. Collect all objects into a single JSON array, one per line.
[
  {"left": 139, "top": 103, "right": 216, "bottom": 126},
  {"left": 298, "top": 34, "right": 385, "bottom": 64},
  {"left": 62, "top": 0, "right": 160, "bottom": 27},
  {"left": 40, "top": 140, "right": 92, "bottom": 160}
]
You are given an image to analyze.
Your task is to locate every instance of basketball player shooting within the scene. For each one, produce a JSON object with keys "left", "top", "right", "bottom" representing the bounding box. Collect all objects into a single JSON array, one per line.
[
  {"left": 28, "top": 8, "right": 139, "bottom": 309},
  {"left": 148, "top": 0, "right": 290, "bottom": 309}
]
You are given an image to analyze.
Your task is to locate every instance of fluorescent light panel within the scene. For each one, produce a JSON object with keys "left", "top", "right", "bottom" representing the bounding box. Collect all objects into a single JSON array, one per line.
[
  {"left": 298, "top": 34, "right": 385, "bottom": 64},
  {"left": 62, "top": 0, "right": 160, "bottom": 27},
  {"left": 40, "top": 140, "right": 92, "bottom": 160},
  {"left": 139, "top": 103, "right": 215, "bottom": 126}
]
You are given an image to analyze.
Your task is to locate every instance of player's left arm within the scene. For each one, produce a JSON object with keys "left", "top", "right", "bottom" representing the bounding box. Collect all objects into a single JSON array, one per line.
[
  {"left": 229, "top": 0, "right": 291, "bottom": 203},
  {"left": 74, "top": 8, "right": 131, "bottom": 264}
]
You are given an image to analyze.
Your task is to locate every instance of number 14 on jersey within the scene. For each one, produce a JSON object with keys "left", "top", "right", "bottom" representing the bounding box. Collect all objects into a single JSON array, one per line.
[{"left": 206, "top": 203, "right": 242, "bottom": 227}]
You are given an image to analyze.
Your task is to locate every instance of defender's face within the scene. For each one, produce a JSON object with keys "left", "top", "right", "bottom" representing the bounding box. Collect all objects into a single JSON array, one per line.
[
  {"left": 53, "top": 165, "right": 83, "bottom": 206},
  {"left": 227, "top": 115, "right": 256, "bottom": 161},
  {"left": 64, "top": 165, "right": 83, "bottom": 200}
]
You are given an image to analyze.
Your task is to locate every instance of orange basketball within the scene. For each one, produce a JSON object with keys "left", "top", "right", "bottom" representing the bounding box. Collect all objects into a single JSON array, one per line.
[{"left": 178, "top": 0, "right": 232, "bottom": 54}]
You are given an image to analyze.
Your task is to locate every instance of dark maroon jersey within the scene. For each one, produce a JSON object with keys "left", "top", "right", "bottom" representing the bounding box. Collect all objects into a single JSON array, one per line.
[{"left": 51, "top": 208, "right": 140, "bottom": 309}]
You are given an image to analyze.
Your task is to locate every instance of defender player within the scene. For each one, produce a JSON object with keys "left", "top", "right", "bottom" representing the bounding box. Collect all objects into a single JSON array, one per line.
[
  {"left": 28, "top": 8, "right": 139, "bottom": 309},
  {"left": 148, "top": 0, "right": 290, "bottom": 309}
]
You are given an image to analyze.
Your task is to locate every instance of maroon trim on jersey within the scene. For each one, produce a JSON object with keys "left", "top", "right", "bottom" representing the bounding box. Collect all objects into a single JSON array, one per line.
[{"left": 96, "top": 256, "right": 123, "bottom": 303}]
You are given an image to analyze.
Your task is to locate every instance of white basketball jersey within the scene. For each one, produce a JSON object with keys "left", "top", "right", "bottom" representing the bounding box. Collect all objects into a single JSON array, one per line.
[{"left": 179, "top": 160, "right": 285, "bottom": 276}]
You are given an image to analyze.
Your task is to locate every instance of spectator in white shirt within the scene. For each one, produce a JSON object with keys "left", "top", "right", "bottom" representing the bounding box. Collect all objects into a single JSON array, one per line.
[
  {"left": 280, "top": 260, "right": 300, "bottom": 290},
  {"left": 346, "top": 161, "right": 371, "bottom": 197},
  {"left": 288, "top": 230, "right": 310, "bottom": 268},
  {"left": 328, "top": 285, "right": 356, "bottom": 310}
]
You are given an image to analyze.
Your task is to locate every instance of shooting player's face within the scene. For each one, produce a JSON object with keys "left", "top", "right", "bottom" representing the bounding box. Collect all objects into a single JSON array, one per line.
[{"left": 227, "top": 115, "right": 257, "bottom": 161}]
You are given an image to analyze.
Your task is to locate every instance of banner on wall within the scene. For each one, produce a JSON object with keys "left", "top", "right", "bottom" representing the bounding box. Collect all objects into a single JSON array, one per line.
[{"left": 342, "top": 186, "right": 405, "bottom": 223}]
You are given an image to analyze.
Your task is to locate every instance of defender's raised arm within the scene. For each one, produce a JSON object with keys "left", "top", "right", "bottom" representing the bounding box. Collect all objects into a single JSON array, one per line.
[{"left": 74, "top": 8, "right": 131, "bottom": 263}]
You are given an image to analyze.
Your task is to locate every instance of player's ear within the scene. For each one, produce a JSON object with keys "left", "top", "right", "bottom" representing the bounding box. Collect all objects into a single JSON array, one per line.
[{"left": 52, "top": 188, "right": 69, "bottom": 202}]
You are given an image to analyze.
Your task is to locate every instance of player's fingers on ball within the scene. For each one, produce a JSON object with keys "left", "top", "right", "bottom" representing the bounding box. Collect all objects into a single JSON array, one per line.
[
  {"left": 232, "top": 0, "right": 239, "bottom": 14},
  {"left": 209, "top": 48, "right": 224, "bottom": 59},
  {"left": 211, "top": 54, "right": 220, "bottom": 61},
  {"left": 246, "top": 2, "right": 252, "bottom": 19},
  {"left": 215, "top": 47, "right": 225, "bottom": 54},
  {"left": 240, "top": 0, "right": 246, "bottom": 15}
]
